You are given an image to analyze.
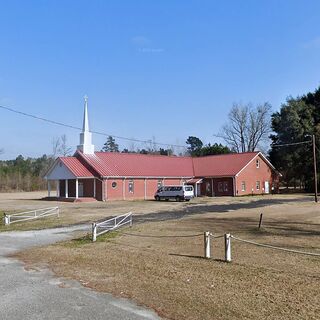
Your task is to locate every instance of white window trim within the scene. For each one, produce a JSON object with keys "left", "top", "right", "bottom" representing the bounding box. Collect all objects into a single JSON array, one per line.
[
  {"left": 256, "top": 181, "right": 260, "bottom": 190},
  {"left": 128, "top": 180, "right": 134, "bottom": 193}
]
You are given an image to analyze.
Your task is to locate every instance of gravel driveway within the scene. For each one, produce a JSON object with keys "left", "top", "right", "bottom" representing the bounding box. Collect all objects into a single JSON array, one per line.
[{"left": 0, "top": 225, "right": 160, "bottom": 320}]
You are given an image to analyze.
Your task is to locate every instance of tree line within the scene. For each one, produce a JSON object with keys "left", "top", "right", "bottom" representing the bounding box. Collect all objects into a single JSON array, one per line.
[
  {"left": 0, "top": 135, "right": 70, "bottom": 192},
  {"left": 0, "top": 155, "right": 52, "bottom": 191}
]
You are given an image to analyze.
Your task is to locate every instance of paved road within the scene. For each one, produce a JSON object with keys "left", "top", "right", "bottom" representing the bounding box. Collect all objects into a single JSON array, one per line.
[{"left": 0, "top": 225, "right": 160, "bottom": 320}]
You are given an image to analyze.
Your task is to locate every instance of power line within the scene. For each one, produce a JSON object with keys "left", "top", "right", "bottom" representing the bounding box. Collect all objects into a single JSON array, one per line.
[
  {"left": 0, "top": 104, "right": 187, "bottom": 149},
  {"left": 271, "top": 140, "right": 312, "bottom": 147}
]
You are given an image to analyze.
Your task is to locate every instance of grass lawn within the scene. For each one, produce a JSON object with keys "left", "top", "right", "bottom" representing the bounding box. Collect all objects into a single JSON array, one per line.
[
  {"left": 0, "top": 191, "right": 189, "bottom": 231},
  {"left": 16, "top": 196, "right": 320, "bottom": 320}
]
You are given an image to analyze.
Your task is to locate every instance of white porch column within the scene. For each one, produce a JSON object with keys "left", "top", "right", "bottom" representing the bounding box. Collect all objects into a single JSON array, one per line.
[
  {"left": 56, "top": 180, "right": 60, "bottom": 197},
  {"left": 47, "top": 181, "right": 51, "bottom": 197},
  {"left": 75, "top": 178, "right": 79, "bottom": 199},
  {"left": 93, "top": 178, "right": 96, "bottom": 198},
  {"left": 195, "top": 183, "right": 198, "bottom": 197},
  {"left": 65, "top": 179, "right": 69, "bottom": 198},
  {"left": 211, "top": 178, "right": 214, "bottom": 197}
]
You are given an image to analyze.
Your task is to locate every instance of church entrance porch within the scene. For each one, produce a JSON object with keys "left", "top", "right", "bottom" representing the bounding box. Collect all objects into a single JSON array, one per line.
[{"left": 57, "top": 178, "right": 99, "bottom": 200}]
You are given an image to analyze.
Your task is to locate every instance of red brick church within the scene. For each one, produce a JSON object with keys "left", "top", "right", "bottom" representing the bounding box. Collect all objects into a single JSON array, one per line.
[{"left": 45, "top": 98, "right": 280, "bottom": 201}]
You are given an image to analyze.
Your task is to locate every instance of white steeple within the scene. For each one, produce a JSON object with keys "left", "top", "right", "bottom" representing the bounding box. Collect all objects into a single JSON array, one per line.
[{"left": 77, "top": 95, "right": 95, "bottom": 154}]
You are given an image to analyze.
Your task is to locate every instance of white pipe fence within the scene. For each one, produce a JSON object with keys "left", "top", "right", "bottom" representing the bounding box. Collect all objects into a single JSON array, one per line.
[
  {"left": 3, "top": 207, "right": 60, "bottom": 225},
  {"left": 92, "top": 212, "right": 132, "bottom": 242}
]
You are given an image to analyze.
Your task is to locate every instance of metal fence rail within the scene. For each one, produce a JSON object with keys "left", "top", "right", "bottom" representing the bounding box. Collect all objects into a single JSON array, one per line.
[
  {"left": 3, "top": 207, "right": 60, "bottom": 225},
  {"left": 92, "top": 212, "right": 132, "bottom": 241}
]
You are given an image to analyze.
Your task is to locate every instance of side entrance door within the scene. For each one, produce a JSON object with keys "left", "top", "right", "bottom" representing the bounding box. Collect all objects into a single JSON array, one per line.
[{"left": 264, "top": 181, "right": 270, "bottom": 194}]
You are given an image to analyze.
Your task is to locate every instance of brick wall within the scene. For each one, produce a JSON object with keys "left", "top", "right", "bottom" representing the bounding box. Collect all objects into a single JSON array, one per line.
[
  {"left": 104, "top": 177, "right": 184, "bottom": 200},
  {"left": 235, "top": 155, "right": 278, "bottom": 195}
]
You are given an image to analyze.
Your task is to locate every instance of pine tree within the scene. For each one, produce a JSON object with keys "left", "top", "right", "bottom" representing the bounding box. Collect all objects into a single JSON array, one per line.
[{"left": 102, "top": 136, "right": 119, "bottom": 152}]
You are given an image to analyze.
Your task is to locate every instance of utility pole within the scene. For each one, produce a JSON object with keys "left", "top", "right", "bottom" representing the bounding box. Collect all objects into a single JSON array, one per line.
[{"left": 313, "top": 134, "right": 318, "bottom": 203}]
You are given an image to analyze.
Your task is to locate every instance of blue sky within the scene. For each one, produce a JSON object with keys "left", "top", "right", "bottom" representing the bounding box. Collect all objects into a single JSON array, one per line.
[{"left": 1, "top": 0, "right": 320, "bottom": 159}]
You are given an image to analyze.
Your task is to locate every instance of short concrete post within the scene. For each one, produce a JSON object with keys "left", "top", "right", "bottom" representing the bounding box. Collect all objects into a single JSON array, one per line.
[
  {"left": 204, "top": 231, "right": 211, "bottom": 259},
  {"left": 4, "top": 214, "right": 9, "bottom": 225},
  {"left": 92, "top": 223, "right": 97, "bottom": 242},
  {"left": 57, "top": 207, "right": 60, "bottom": 218},
  {"left": 224, "top": 233, "right": 232, "bottom": 262}
]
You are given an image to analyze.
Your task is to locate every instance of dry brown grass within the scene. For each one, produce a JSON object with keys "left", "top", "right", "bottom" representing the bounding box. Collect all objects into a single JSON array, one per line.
[
  {"left": 16, "top": 196, "right": 320, "bottom": 320},
  {"left": 0, "top": 191, "right": 190, "bottom": 231}
]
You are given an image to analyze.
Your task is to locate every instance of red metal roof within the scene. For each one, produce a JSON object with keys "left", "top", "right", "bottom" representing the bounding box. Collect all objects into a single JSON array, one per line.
[
  {"left": 68, "top": 151, "right": 264, "bottom": 178},
  {"left": 193, "top": 152, "right": 259, "bottom": 177},
  {"left": 59, "top": 157, "right": 94, "bottom": 177},
  {"left": 77, "top": 151, "right": 194, "bottom": 177}
]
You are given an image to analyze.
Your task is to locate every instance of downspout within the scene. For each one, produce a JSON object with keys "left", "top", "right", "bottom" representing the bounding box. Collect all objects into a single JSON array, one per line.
[
  {"left": 105, "top": 178, "right": 108, "bottom": 201},
  {"left": 123, "top": 178, "right": 126, "bottom": 200},
  {"left": 144, "top": 178, "right": 147, "bottom": 200}
]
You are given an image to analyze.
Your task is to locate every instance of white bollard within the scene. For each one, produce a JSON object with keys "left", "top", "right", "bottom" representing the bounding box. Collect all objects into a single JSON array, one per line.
[
  {"left": 92, "top": 223, "right": 97, "bottom": 242},
  {"left": 224, "top": 233, "right": 232, "bottom": 262},
  {"left": 204, "top": 231, "right": 211, "bottom": 259}
]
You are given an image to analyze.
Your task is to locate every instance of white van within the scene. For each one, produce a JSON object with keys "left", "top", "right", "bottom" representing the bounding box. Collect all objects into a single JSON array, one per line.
[{"left": 154, "top": 185, "right": 194, "bottom": 201}]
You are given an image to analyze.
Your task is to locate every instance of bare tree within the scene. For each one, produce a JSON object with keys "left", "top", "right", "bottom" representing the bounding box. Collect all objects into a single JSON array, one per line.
[
  {"left": 218, "top": 102, "right": 272, "bottom": 152},
  {"left": 58, "top": 134, "right": 73, "bottom": 156},
  {"left": 127, "top": 141, "right": 137, "bottom": 153},
  {"left": 51, "top": 137, "right": 60, "bottom": 157},
  {"left": 51, "top": 134, "right": 73, "bottom": 157}
]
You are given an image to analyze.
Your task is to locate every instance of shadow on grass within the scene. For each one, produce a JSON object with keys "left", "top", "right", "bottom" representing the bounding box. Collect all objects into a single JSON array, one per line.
[
  {"left": 169, "top": 253, "right": 226, "bottom": 263},
  {"left": 134, "top": 196, "right": 313, "bottom": 225}
]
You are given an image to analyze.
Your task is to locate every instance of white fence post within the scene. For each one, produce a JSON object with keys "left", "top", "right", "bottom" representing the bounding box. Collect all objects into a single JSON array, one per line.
[
  {"left": 92, "top": 223, "right": 97, "bottom": 242},
  {"left": 2, "top": 207, "right": 59, "bottom": 225},
  {"left": 4, "top": 214, "right": 9, "bottom": 225},
  {"left": 204, "top": 231, "right": 211, "bottom": 258},
  {"left": 224, "top": 233, "right": 232, "bottom": 262}
]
